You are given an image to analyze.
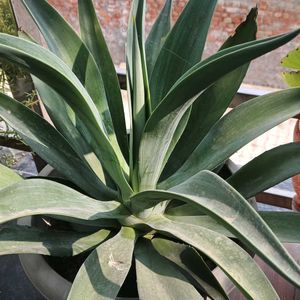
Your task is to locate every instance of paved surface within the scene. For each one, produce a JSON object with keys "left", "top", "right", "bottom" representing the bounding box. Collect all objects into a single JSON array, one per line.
[{"left": 0, "top": 255, "right": 44, "bottom": 300}]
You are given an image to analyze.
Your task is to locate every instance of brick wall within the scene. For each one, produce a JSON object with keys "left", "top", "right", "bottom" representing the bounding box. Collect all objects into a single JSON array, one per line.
[{"left": 48, "top": 0, "right": 300, "bottom": 88}]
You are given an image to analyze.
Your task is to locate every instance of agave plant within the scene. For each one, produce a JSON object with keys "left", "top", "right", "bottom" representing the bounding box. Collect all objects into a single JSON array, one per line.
[{"left": 1, "top": 0, "right": 300, "bottom": 299}]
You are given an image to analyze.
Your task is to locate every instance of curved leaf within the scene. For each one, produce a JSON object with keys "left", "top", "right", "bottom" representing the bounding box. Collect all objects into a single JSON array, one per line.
[
  {"left": 162, "top": 88, "right": 300, "bottom": 188},
  {"left": 139, "top": 99, "right": 192, "bottom": 190},
  {"left": 147, "top": 216, "right": 279, "bottom": 299},
  {"left": 22, "top": 0, "right": 125, "bottom": 160},
  {"left": 166, "top": 212, "right": 300, "bottom": 243},
  {"left": 228, "top": 142, "right": 300, "bottom": 198},
  {"left": 135, "top": 238, "right": 202, "bottom": 300},
  {"left": 78, "top": 0, "right": 128, "bottom": 158},
  {"left": 0, "top": 33, "right": 132, "bottom": 198},
  {"left": 131, "top": 170, "right": 300, "bottom": 288},
  {"left": 145, "top": 0, "right": 172, "bottom": 78},
  {"left": 32, "top": 77, "right": 109, "bottom": 185},
  {"left": 147, "top": 29, "right": 300, "bottom": 130},
  {"left": 0, "top": 92, "right": 114, "bottom": 199},
  {"left": 0, "top": 179, "right": 129, "bottom": 224},
  {"left": 150, "top": 0, "right": 217, "bottom": 107},
  {"left": 162, "top": 7, "right": 257, "bottom": 178},
  {"left": 0, "top": 163, "right": 22, "bottom": 190},
  {"left": 68, "top": 227, "right": 136, "bottom": 300},
  {"left": 260, "top": 212, "right": 300, "bottom": 243},
  {"left": 152, "top": 238, "right": 229, "bottom": 300},
  {"left": 281, "top": 46, "right": 300, "bottom": 69},
  {"left": 0, "top": 225, "right": 110, "bottom": 256}
]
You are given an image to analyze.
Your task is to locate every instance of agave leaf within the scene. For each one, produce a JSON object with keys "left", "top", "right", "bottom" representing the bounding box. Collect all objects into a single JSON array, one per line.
[
  {"left": 68, "top": 227, "right": 136, "bottom": 300},
  {"left": 152, "top": 238, "right": 229, "bottom": 300},
  {"left": 147, "top": 216, "right": 279, "bottom": 299},
  {"left": 147, "top": 29, "right": 300, "bottom": 130},
  {"left": 0, "top": 225, "right": 110, "bottom": 256},
  {"left": 0, "top": 33, "right": 132, "bottom": 198},
  {"left": 127, "top": 1, "right": 149, "bottom": 189},
  {"left": 32, "top": 77, "right": 109, "bottom": 185},
  {"left": 139, "top": 99, "right": 193, "bottom": 191},
  {"left": 0, "top": 163, "right": 22, "bottom": 190},
  {"left": 162, "top": 7, "right": 257, "bottom": 178},
  {"left": 228, "top": 142, "right": 300, "bottom": 198},
  {"left": 135, "top": 239, "right": 202, "bottom": 300},
  {"left": 128, "top": 23, "right": 146, "bottom": 189},
  {"left": 166, "top": 212, "right": 300, "bottom": 243},
  {"left": 21, "top": 0, "right": 126, "bottom": 160},
  {"left": 282, "top": 71, "right": 300, "bottom": 87},
  {"left": 0, "top": 92, "right": 115, "bottom": 199},
  {"left": 145, "top": 0, "right": 172, "bottom": 78},
  {"left": 161, "top": 88, "right": 300, "bottom": 188},
  {"left": 78, "top": 0, "right": 128, "bottom": 159},
  {"left": 131, "top": 170, "right": 300, "bottom": 288},
  {"left": 0, "top": 179, "right": 129, "bottom": 224},
  {"left": 281, "top": 46, "right": 300, "bottom": 69},
  {"left": 260, "top": 212, "right": 300, "bottom": 243},
  {"left": 150, "top": 0, "right": 217, "bottom": 107}
]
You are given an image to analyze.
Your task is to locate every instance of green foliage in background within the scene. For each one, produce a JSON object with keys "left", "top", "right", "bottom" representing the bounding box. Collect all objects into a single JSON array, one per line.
[
  {"left": 282, "top": 46, "right": 300, "bottom": 87},
  {"left": 0, "top": 0, "right": 300, "bottom": 299}
]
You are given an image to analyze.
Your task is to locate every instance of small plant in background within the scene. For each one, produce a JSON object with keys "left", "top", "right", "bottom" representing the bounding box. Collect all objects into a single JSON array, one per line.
[
  {"left": 281, "top": 47, "right": 300, "bottom": 211},
  {"left": 0, "top": 0, "right": 300, "bottom": 299}
]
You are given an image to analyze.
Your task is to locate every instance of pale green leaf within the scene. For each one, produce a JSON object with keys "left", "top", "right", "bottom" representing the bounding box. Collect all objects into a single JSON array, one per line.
[
  {"left": 162, "top": 88, "right": 300, "bottom": 188},
  {"left": 150, "top": 0, "right": 217, "bottom": 107},
  {"left": 0, "top": 33, "right": 132, "bottom": 198},
  {"left": 228, "top": 142, "right": 300, "bottom": 198},
  {"left": 132, "top": 170, "right": 300, "bottom": 288},
  {"left": 0, "top": 163, "right": 22, "bottom": 190},
  {"left": 135, "top": 238, "right": 202, "bottom": 300},
  {"left": 152, "top": 238, "right": 229, "bottom": 300},
  {"left": 68, "top": 227, "right": 136, "bottom": 300},
  {"left": 0, "top": 92, "right": 114, "bottom": 199},
  {"left": 162, "top": 7, "right": 257, "bottom": 178},
  {"left": 78, "top": 0, "right": 128, "bottom": 159},
  {"left": 0, "top": 225, "right": 110, "bottom": 256},
  {"left": 0, "top": 179, "right": 129, "bottom": 224},
  {"left": 147, "top": 216, "right": 279, "bottom": 299},
  {"left": 145, "top": 0, "right": 172, "bottom": 78}
]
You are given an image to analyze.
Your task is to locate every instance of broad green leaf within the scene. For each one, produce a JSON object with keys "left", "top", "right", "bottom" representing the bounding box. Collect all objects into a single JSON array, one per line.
[
  {"left": 282, "top": 71, "right": 300, "bottom": 87},
  {"left": 166, "top": 213, "right": 300, "bottom": 243},
  {"left": 0, "top": 92, "right": 114, "bottom": 199},
  {"left": 78, "top": 0, "right": 128, "bottom": 159},
  {"left": 260, "top": 212, "right": 300, "bottom": 243},
  {"left": 139, "top": 99, "right": 192, "bottom": 191},
  {"left": 147, "top": 216, "right": 279, "bottom": 299},
  {"left": 32, "top": 77, "right": 108, "bottom": 185},
  {"left": 152, "top": 238, "right": 229, "bottom": 300},
  {"left": 0, "top": 225, "right": 110, "bottom": 256},
  {"left": 128, "top": 23, "right": 146, "bottom": 189},
  {"left": 162, "top": 7, "right": 257, "bottom": 178},
  {"left": 68, "top": 227, "right": 136, "bottom": 300},
  {"left": 0, "top": 33, "right": 132, "bottom": 198},
  {"left": 22, "top": 0, "right": 125, "bottom": 161},
  {"left": 0, "top": 163, "right": 22, "bottom": 190},
  {"left": 161, "top": 88, "right": 300, "bottom": 188},
  {"left": 150, "top": 0, "right": 217, "bottom": 107},
  {"left": 147, "top": 29, "right": 300, "bottom": 130},
  {"left": 127, "top": 1, "right": 149, "bottom": 189},
  {"left": 135, "top": 239, "right": 202, "bottom": 300},
  {"left": 145, "top": 0, "right": 172, "bottom": 78},
  {"left": 281, "top": 46, "right": 300, "bottom": 69},
  {"left": 0, "top": 179, "right": 129, "bottom": 224},
  {"left": 228, "top": 142, "right": 300, "bottom": 199},
  {"left": 131, "top": 170, "right": 300, "bottom": 288}
]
